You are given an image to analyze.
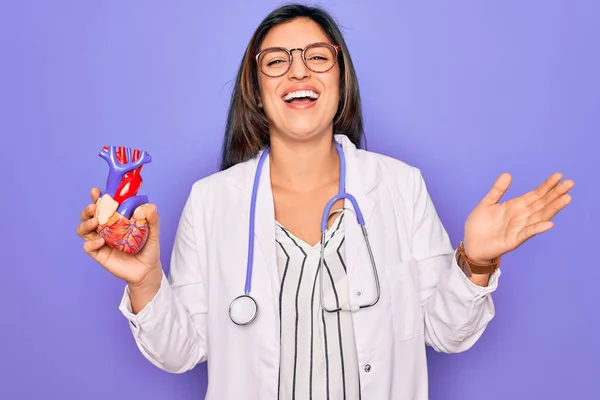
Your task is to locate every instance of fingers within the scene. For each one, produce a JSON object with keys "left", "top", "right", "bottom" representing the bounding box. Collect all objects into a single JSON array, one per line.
[
  {"left": 80, "top": 218, "right": 104, "bottom": 262},
  {"left": 83, "top": 236, "right": 105, "bottom": 258},
  {"left": 524, "top": 175, "right": 573, "bottom": 228},
  {"left": 80, "top": 187, "right": 102, "bottom": 222},
  {"left": 78, "top": 188, "right": 103, "bottom": 237},
  {"left": 529, "top": 193, "right": 573, "bottom": 224},
  {"left": 77, "top": 198, "right": 100, "bottom": 240},
  {"left": 483, "top": 173, "right": 512, "bottom": 204},
  {"left": 76, "top": 215, "right": 100, "bottom": 240},
  {"left": 79, "top": 203, "right": 96, "bottom": 222},
  {"left": 517, "top": 221, "right": 554, "bottom": 244},
  {"left": 80, "top": 188, "right": 109, "bottom": 263},
  {"left": 529, "top": 178, "right": 575, "bottom": 213},
  {"left": 522, "top": 173, "right": 563, "bottom": 207}
]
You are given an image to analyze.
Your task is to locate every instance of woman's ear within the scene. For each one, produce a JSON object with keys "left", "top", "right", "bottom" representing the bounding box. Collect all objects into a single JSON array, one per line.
[{"left": 256, "top": 87, "right": 263, "bottom": 109}]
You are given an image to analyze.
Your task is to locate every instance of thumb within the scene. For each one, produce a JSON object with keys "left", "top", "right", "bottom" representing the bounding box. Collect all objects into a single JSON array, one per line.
[
  {"left": 133, "top": 203, "right": 160, "bottom": 244},
  {"left": 482, "top": 172, "right": 512, "bottom": 205}
]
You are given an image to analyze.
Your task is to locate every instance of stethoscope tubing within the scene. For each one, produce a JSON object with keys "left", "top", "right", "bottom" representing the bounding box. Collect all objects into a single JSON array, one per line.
[{"left": 230, "top": 141, "right": 380, "bottom": 326}]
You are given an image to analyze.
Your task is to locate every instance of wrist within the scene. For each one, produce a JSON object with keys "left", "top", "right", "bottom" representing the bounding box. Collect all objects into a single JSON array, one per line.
[
  {"left": 456, "top": 241, "right": 501, "bottom": 277},
  {"left": 465, "top": 255, "right": 494, "bottom": 265},
  {"left": 127, "top": 267, "right": 163, "bottom": 315},
  {"left": 128, "top": 266, "right": 162, "bottom": 293},
  {"left": 461, "top": 240, "right": 493, "bottom": 265}
]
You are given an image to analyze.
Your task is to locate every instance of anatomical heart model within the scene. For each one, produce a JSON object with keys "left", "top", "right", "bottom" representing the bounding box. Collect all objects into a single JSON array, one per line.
[{"left": 95, "top": 145, "right": 152, "bottom": 254}]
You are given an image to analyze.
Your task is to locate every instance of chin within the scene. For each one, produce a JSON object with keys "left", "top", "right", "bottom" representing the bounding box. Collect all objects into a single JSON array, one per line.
[
  {"left": 267, "top": 102, "right": 337, "bottom": 142},
  {"left": 288, "top": 124, "right": 321, "bottom": 137},
  {"left": 284, "top": 115, "right": 336, "bottom": 137},
  {"left": 273, "top": 126, "right": 330, "bottom": 145}
]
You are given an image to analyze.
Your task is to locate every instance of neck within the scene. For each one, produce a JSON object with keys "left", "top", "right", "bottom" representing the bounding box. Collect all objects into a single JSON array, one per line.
[{"left": 268, "top": 134, "right": 339, "bottom": 193}]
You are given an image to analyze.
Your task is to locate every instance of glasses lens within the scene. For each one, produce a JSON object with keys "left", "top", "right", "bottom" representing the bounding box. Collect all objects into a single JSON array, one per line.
[
  {"left": 258, "top": 49, "right": 290, "bottom": 77},
  {"left": 304, "top": 43, "right": 337, "bottom": 72},
  {"left": 257, "top": 44, "right": 339, "bottom": 77}
]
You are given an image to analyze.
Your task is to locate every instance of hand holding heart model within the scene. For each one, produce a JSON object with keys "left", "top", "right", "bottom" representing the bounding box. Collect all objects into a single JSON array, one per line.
[{"left": 95, "top": 145, "right": 153, "bottom": 255}]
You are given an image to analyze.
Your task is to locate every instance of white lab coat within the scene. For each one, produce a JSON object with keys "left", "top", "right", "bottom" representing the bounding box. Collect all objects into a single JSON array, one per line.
[{"left": 119, "top": 134, "right": 500, "bottom": 399}]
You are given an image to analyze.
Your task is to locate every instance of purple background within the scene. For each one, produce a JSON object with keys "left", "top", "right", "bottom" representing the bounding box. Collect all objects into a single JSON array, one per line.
[{"left": 1, "top": 1, "right": 597, "bottom": 399}]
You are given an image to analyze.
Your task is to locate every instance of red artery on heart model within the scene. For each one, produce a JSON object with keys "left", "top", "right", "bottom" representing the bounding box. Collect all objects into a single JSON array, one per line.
[
  {"left": 95, "top": 145, "right": 153, "bottom": 255},
  {"left": 112, "top": 146, "right": 143, "bottom": 204}
]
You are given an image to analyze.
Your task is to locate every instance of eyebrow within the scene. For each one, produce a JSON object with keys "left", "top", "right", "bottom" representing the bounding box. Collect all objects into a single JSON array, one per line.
[{"left": 259, "top": 41, "right": 330, "bottom": 50}]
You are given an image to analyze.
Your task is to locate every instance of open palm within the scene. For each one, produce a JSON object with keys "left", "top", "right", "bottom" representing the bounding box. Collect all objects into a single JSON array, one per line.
[{"left": 463, "top": 172, "right": 574, "bottom": 263}]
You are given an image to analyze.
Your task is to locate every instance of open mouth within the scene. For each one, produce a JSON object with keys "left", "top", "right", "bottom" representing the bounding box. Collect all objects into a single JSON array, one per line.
[{"left": 282, "top": 90, "right": 320, "bottom": 105}]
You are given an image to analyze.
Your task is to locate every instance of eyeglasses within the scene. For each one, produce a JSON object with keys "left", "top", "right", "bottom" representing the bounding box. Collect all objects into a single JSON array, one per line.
[{"left": 255, "top": 42, "right": 341, "bottom": 78}]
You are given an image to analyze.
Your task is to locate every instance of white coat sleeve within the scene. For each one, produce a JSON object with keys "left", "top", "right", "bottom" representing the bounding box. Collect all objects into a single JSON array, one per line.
[
  {"left": 118, "top": 189, "right": 208, "bottom": 373},
  {"left": 411, "top": 169, "right": 501, "bottom": 353}
]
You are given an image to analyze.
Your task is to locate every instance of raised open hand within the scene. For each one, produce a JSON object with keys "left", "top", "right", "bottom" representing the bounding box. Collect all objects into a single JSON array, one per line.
[{"left": 463, "top": 172, "right": 574, "bottom": 263}]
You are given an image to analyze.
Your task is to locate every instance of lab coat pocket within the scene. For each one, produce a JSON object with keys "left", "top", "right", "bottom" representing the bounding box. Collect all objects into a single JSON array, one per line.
[{"left": 387, "top": 260, "right": 424, "bottom": 341}]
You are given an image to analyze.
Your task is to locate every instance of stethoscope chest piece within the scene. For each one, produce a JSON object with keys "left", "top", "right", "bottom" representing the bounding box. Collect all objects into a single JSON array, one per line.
[{"left": 229, "top": 294, "right": 258, "bottom": 326}]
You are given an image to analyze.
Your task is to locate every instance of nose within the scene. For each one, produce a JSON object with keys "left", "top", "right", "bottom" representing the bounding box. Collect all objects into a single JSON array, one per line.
[{"left": 288, "top": 48, "right": 309, "bottom": 79}]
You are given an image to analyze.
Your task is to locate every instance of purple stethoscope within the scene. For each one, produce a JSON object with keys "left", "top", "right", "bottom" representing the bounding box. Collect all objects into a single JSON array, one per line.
[{"left": 228, "top": 141, "right": 381, "bottom": 326}]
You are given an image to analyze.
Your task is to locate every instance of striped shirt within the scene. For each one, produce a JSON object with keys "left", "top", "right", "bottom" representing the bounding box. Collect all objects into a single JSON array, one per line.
[{"left": 276, "top": 211, "right": 361, "bottom": 400}]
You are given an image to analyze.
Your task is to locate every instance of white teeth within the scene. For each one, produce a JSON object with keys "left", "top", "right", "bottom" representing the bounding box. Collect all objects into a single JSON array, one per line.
[{"left": 283, "top": 90, "right": 320, "bottom": 101}]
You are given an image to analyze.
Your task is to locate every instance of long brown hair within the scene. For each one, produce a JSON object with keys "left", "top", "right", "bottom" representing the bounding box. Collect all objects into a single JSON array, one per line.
[{"left": 219, "top": 3, "right": 365, "bottom": 171}]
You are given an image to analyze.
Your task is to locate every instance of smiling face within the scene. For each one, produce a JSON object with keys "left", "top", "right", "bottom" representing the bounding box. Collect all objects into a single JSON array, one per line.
[{"left": 257, "top": 18, "right": 341, "bottom": 144}]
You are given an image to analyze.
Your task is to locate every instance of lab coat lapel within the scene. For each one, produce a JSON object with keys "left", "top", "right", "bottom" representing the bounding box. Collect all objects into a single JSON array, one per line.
[{"left": 336, "top": 136, "right": 377, "bottom": 280}]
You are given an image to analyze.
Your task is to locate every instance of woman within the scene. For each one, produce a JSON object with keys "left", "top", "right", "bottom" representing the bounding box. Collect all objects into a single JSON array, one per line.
[{"left": 76, "top": 4, "right": 573, "bottom": 399}]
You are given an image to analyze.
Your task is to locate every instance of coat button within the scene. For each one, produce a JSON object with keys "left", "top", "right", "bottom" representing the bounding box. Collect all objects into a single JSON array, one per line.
[{"left": 364, "top": 364, "right": 371, "bottom": 372}]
